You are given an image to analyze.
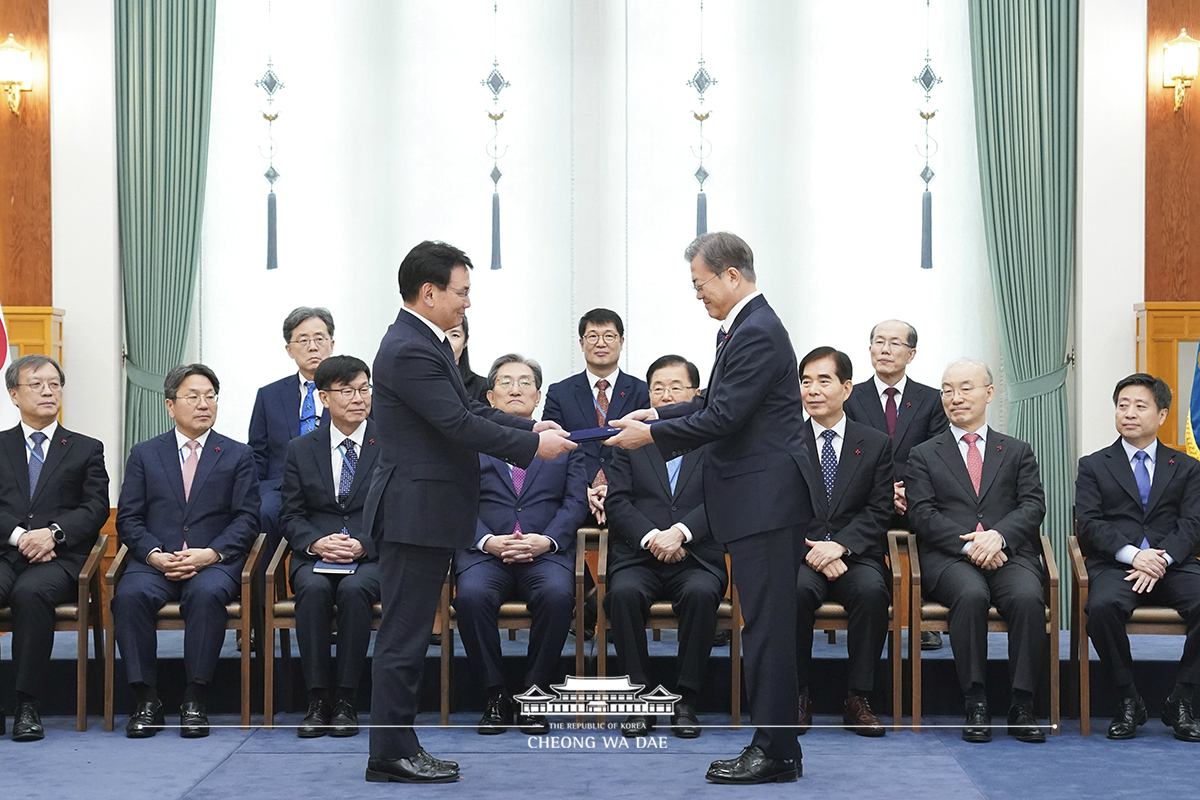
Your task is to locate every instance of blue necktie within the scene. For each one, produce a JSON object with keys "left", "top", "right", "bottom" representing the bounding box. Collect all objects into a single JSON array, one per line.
[
  {"left": 820, "top": 429, "right": 837, "bottom": 501},
  {"left": 666, "top": 456, "right": 683, "bottom": 495},
  {"left": 27, "top": 431, "right": 47, "bottom": 499},
  {"left": 1133, "top": 451, "right": 1152, "bottom": 508},
  {"left": 300, "top": 381, "right": 318, "bottom": 435},
  {"left": 338, "top": 439, "right": 357, "bottom": 536}
]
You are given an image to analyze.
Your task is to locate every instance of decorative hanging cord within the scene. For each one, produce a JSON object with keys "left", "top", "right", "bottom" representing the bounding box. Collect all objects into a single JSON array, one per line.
[
  {"left": 255, "top": 0, "right": 284, "bottom": 270},
  {"left": 913, "top": 0, "right": 941, "bottom": 270},
  {"left": 482, "top": 1, "right": 510, "bottom": 270},
  {"left": 687, "top": 0, "right": 716, "bottom": 237}
]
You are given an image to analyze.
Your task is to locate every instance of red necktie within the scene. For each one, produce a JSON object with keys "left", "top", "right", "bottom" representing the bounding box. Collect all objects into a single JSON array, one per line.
[
  {"left": 962, "top": 432, "right": 984, "bottom": 531},
  {"left": 884, "top": 387, "right": 899, "bottom": 438},
  {"left": 182, "top": 440, "right": 201, "bottom": 502},
  {"left": 593, "top": 380, "right": 610, "bottom": 488}
]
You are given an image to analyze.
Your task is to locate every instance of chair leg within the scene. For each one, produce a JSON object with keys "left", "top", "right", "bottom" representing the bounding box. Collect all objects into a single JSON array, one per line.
[
  {"left": 730, "top": 623, "right": 741, "bottom": 729},
  {"left": 440, "top": 626, "right": 453, "bottom": 726},
  {"left": 1049, "top": 623, "right": 1060, "bottom": 735},
  {"left": 910, "top": 619, "right": 922, "bottom": 732},
  {"left": 77, "top": 621, "right": 88, "bottom": 732},
  {"left": 241, "top": 617, "right": 253, "bottom": 729},
  {"left": 1079, "top": 607, "right": 1091, "bottom": 737},
  {"left": 104, "top": 605, "right": 115, "bottom": 732},
  {"left": 264, "top": 624, "right": 275, "bottom": 729},
  {"left": 826, "top": 630, "right": 836, "bottom": 645},
  {"left": 892, "top": 619, "right": 902, "bottom": 732}
]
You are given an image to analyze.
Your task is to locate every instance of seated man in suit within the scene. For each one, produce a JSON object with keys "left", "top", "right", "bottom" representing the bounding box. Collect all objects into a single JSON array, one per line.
[
  {"left": 279, "top": 355, "right": 380, "bottom": 738},
  {"left": 906, "top": 358, "right": 1047, "bottom": 743},
  {"left": 604, "top": 355, "right": 728, "bottom": 739},
  {"left": 113, "top": 363, "right": 261, "bottom": 739},
  {"left": 1076, "top": 373, "right": 1200, "bottom": 741},
  {"left": 844, "top": 319, "right": 948, "bottom": 650},
  {"left": 454, "top": 354, "right": 588, "bottom": 735},
  {"left": 795, "top": 347, "right": 894, "bottom": 737},
  {"left": 0, "top": 356, "right": 108, "bottom": 741},
  {"left": 248, "top": 307, "right": 335, "bottom": 555}
]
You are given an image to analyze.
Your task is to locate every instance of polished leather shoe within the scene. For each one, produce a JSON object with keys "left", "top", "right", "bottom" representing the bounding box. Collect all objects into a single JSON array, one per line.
[
  {"left": 297, "top": 699, "right": 331, "bottom": 738},
  {"left": 366, "top": 755, "right": 458, "bottom": 784},
  {"left": 920, "top": 630, "right": 943, "bottom": 650},
  {"left": 706, "top": 746, "right": 799, "bottom": 784},
  {"left": 1006, "top": 703, "right": 1046, "bottom": 743},
  {"left": 517, "top": 713, "right": 550, "bottom": 735},
  {"left": 477, "top": 693, "right": 511, "bottom": 735},
  {"left": 797, "top": 694, "right": 812, "bottom": 734},
  {"left": 125, "top": 699, "right": 165, "bottom": 738},
  {"left": 844, "top": 695, "right": 885, "bottom": 737},
  {"left": 414, "top": 748, "right": 459, "bottom": 772},
  {"left": 1107, "top": 696, "right": 1148, "bottom": 740},
  {"left": 1161, "top": 696, "right": 1200, "bottom": 742},
  {"left": 621, "top": 714, "right": 656, "bottom": 737},
  {"left": 671, "top": 703, "right": 701, "bottom": 738},
  {"left": 962, "top": 702, "right": 992, "bottom": 743},
  {"left": 12, "top": 701, "right": 44, "bottom": 742},
  {"left": 180, "top": 701, "right": 210, "bottom": 738},
  {"left": 329, "top": 699, "right": 359, "bottom": 737}
]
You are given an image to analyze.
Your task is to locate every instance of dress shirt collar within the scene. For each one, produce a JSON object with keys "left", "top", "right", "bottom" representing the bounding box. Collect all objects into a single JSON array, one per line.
[
  {"left": 720, "top": 290, "right": 763, "bottom": 333},
  {"left": 174, "top": 428, "right": 212, "bottom": 452},
  {"left": 587, "top": 367, "right": 621, "bottom": 391},
  {"left": 20, "top": 419, "right": 59, "bottom": 445},
  {"left": 873, "top": 373, "right": 908, "bottom": 399},
  {"left": 810, "top": 413, "right": 847, "bottom": 442},
  {"left": 401, "top": 305, "right": 448, "bottom": 342},
  {"left": 1121, "top": 437, "right": 1158, "bottom": 466},
  {"left": 950, "top": 424, "right": 989, "bottom": 446},
  {"left": 330, "top": 419, "right": 369, "bottom": 453}
]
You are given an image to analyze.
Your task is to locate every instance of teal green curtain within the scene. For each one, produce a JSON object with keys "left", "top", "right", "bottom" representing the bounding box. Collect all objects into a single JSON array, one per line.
[
  {"left": 115, "top": 0, "right": 216, "bottom": 455},
  {"left": 969, "top": 1, "right": 1077, "bottom": 625}
]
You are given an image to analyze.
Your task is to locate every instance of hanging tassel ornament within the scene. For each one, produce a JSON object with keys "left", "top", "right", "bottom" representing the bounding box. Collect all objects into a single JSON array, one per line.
[
  {"left": 255, "top": 1, "right": 284, "bottom": 271},
  {"left": 482, "top": 2, "right": 510, "bottom": 270},
  {"left": 687, "top": 1, "right": 716, "bottom": 237},
  {"left": 913, "top": 0, "right": 941, "bottom": 270}
]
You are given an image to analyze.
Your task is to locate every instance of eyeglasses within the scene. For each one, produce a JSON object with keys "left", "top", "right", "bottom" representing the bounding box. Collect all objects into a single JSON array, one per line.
[
  {"left": 650, "top": 385, "right": 694, "bottom": 397},
  {"left": 18, "top": 381, "right": 63, "bottom": 393},
  {"left": 495, "top": 377, "right": 535, "bottom": 389},
  {"left": 329, "top": 384, "right": 372, "bottom": 399},
  {"left": 583, "top": 332, "right": 620, "bottom": 345},
  {"left": 691, "top": 269, "right": 727, "bottom": 293},
  {"left": 447, "top": 286, "right": 470, "bottom": 299},
  {"left": 941, "top": 385, "right": 990, "bottom": 399},
  {"left": 175, "top": 393, "right": 218, "bottom": 406},
  {"left": 871, "top": 338, "right": 912, "bottom": 351},
  {"left": 289, "top": 335, "right": 330, "bottom": 348}
]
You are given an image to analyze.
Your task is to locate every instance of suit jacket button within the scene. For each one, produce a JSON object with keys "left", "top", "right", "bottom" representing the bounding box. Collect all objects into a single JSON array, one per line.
[
  {"left": 1144, "top": 524, "right": 1149, "bottom": 530},
  {"left": 516, "top": 507, "right": 522, "bottom": 512},
  {"left": 28, "top": 513, "right": 34, "bottom": 519},
  {"left": 977, "top": 513, "right": 983, "bottom": 519},
  {"left": 671, "top": 506, "right": 678, "bottom": 512},
  {"left": 183, "top": 525, "right": 190, "bottom": 532},
  {"left": 599, "top": 457, "right": 605, "bottom": 464},
  {"left": 344, "top": 515, "right": 351, "bottom": 521}
]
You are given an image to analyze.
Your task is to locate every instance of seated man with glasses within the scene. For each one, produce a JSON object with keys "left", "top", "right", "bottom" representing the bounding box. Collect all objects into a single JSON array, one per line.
[
  {"left": 279, "top": 355, "right": 380, "bottom": 738},
  {"left": 604, "top": 355, "right": 728, "bottom": 739},
  {"left": 113, "top": 364, "right": 261, "bottom": 738},
  {"left": 453, "top": 355, "right": 588, "bottom": 735}
]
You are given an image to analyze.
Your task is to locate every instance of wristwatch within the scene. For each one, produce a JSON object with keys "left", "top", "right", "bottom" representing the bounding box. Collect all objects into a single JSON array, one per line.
[{"left": 49, "top": 523, "right": 66, "bottom": 544}]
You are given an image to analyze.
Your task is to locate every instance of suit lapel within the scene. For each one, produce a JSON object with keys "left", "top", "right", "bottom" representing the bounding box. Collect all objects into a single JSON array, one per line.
[
  {"left": 1146, "top": 440, "right": 1178, "bottom": 514},
  {"left": 275, "top": 378, "right": 300, "bottom": 437},
  {"left": 310, "top": 427, "right": 337, "bottom": 502},
  {"left": 854, "top": 382, "right": 888, "bottom": 435},
  {"left": 672, "top": 450, "right": 700, "bottom": 499},
  {"left": 607, "top": 372, "right": 638, "bottom": 420},
  {"left": 30, "top": 428, "right": 72, "bottom": 505},
  {"left": 892, "top": 385, "right": 921, "bottom": 444},
  {"left": 156, "top": 435, "right": 188, "bottom": 511},
  {"left": 4, "top": 426, "right": 31, "bottom": 501},
  {"left": 829, "top": 424, "right": 865, "bottom": 512},
  {"left": 1101, "top": 442, "right": 1143, "bottom": 508},
  {"left": 342, "top": 424, "right": 378, "bottom": 505},
  {"left": 186, "top": 433, "right": 226, "bottom": 511},
  {"left": 523, "top": 452, "right": 545, "bottom": 493},
  {"left": 976, "top": 430, "right": 1005, "bottom": 500},
  {"left": 802, "top": 423, "right": 828, "bottom": 514},
  {"left": 933, "top": 431, "right": 977, "bottom": 498},
  {"left": 573, "top": 374, "right": 599, "bottom": 425}
]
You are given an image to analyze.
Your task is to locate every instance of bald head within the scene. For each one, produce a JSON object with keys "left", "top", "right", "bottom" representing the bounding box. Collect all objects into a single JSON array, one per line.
[{"left": 940, "top": 359, "right": 994, "bottom": 432}]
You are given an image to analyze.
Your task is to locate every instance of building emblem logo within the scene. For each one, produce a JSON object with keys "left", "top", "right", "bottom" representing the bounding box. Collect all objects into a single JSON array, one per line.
[{"left": 514, "top": 676, "right": 680, "bottom": 716}]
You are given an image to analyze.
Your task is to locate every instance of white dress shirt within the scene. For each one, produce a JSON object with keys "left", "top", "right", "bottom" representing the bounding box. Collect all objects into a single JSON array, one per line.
[
  {"left": 9, "top": 421, "right": 62, "bottom": 544},
  {"left": 401, "top": 305, "right": 448, "bottom": 342},
  {"left": 872, "top": 373, "right": 909, "bottom": 413}
]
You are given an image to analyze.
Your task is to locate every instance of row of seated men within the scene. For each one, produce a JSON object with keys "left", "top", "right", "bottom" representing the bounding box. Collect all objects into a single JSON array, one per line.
[{"left": 1, "top": 304, "right": 1198, "bottom": 748}]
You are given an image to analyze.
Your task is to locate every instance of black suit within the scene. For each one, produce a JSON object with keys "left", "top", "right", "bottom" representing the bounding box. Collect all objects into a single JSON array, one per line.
[
  {"left": 0, "top": 424, "right": 109, "bottom": 699},
  {"left": 844, "top": 376, "right": 947, "bottom": 529},
  {"left": 603, "top": 444, "right": 727, "bottom": 696},
  {"left": 364, "top": 308, "right": 539, "bottom": 760},
  {"left": 650, "top": 294, "right": 814, "bottom": 762},
  {"left": 795, "top": 419, "right": 893, "bottom": 696},
  {"left": 906, "top": 427, "right": 1047, "bottom": 695},
  {"left": 543, "top": 369, "right": 650, "bottom": 484},
  {"left": 279, "top": 420, "right": 381, "bottom": 694},
  {"left": 1076, "top": 439, "right": 1200, "bottom": 689}
]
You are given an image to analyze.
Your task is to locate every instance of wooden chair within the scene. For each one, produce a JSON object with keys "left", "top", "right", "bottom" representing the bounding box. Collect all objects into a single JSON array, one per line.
[
  {"left": 438, "top": 527, "right": 596, "bottom": 724},
  {"left": 908, "top": 533, "right": 1059, "bottom": 733},
  {"left": 0, "top": 533, "right": 107, "bottom": 731},
  {"left": 1068, "top": 534, "right": 1198, "bottom": 735},
  {"left": 262, "top": 540, "right": 385, "bottom": 727},
  {"left": 592, "top": 527, "right": 743, "bottom": 725},
  {"left": 103, "top": 533, "right": 265, "bottom": 731}
]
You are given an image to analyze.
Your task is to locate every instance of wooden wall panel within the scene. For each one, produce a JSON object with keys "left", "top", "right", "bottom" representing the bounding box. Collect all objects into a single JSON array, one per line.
[
  {"left": 1147, "top": 0, "right": 1200, "bottom": 301},
  {"left": 0, "top": 0, "right": 51, "bottom": 307}
]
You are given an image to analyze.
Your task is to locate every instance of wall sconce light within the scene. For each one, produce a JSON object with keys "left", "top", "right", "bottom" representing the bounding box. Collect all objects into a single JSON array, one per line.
[
  {"left": 0, "top": 34, "right": 33, "bottom": 115},
  {"left": 1164, "top": 28, "right": 1200, "bottom": 112}
]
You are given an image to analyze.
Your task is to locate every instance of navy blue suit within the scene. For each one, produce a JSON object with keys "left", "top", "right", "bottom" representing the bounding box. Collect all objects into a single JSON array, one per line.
[
  {"left": 650, "top": 294, "right": 814, "bottom": 762},
  {"left": 112, "top": 430, "right": 261, "bottom": 686},
  {"left": 543, "top": 369, "right": 649, "bottom": 484},
  {"left": 454, "top": 447, "right": 587, "bottom": 690}
]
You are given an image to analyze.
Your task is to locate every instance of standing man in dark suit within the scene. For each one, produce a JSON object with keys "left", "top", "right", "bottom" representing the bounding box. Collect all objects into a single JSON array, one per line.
[
  {"left": 844, "top": 319, "right": 948, "bottom": 649},
  {"left": 279, "top": 355, "right": 380, "bottom": 738},
  {"left": 113, "top": 363, "right": 261, "bottom": 739},
  {"left": 795, "top": 347, "right": 894, "bottom": 737},
  {"left": 455, "top": 354, "right": 588, "bottom": 736},
  {"left": 609, "top": 231, "right": 813, "bottom": 784},
  {"left": 0, "top": 355, "right": 108, "bottom": 741},
  {"left": 363, "top": 240, "right": 575, "bottom": 784},
  {"left": 906, "top": 358, "right": 1048, "bottom": 744},
  {"left": 1076, "top": 373, "right": 1200, "bottom": 741},
  {"left": 248, "top": 307, "right": 334, "bottom": 554},
  {"left": 604, "top": 354, "right": 727, "bottom": 740}
]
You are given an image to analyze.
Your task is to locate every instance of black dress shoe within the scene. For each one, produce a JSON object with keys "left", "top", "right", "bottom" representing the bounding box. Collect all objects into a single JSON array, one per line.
[
  {"left": 671, "top": 703, "right": 701, "bottom": 738},
  {"left": 517, "top": 713, "right": 550, "bottom": 735},
  {"left": 478, "top": 693, "right": 511, "bottom": 735},
  {"left": 297, "top": 699, "right": 331, "bottom": 738},
  {"left": 920, "top": 630, "right": 943, "bottom": 650},
  {"left": 1107, "top": 696, "right": 1148, "bottom": 740},
  {"left": 1162, "top": 697, "right": 1200, "bottom": 742},
  {"left": 844, "top": 695, "right": 885, "bottom": 737},
  {"left": 126, "top": 699, "right": 165, "bottom": 738},
  {"left": 414, "top": 748, "right": 459, "bottom": 772},
  {"left": 621, "top": 714, "right": 656, "bottom": 737},
  {"left": 12, "top": 700, "right": 44, "bottom": 742},
  {"left": 1006, "top": 703, "right": 1046, "bottom": 743},
  {"left": 366, "top": 755, "right": 458, "bottom": 784},
  {"left": 962, "top": 702, "right": 992, "bottom": 743},
  {"left": 329, "top": 699, "right": 360, "bottom": 737},
  {"left": 712, "top": 629, "right": 731, "bottom": 647},
  {"left": 706, "top": 746, "right": 799, "bottom": 784},
  {"left": 180, "top": 700, "right": 210, "bottom": 738},
  {"left": 797, "top": 694, "right": 812, "bottom": 734}
]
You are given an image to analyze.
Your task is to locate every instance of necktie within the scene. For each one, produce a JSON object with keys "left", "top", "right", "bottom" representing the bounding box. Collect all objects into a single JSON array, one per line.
[
  {"left": 1133, "top": 451, "right": 1152, "bottom": 508},
  {"left": 300, "top": 381, "right": 318, "bottom": 435},
  {"left": 593, "top": 380, "right": 611, "bottom": 488},
  {"left": 27, "top": 431, "right": 47, "bottom": 499},
  {"left": 181, "top": 440, "right": 201, "bottom": 502},
  {"left": 666, "top": 456, "right": 683, "bottom": 495},
  {"left": 338, "top": 439, "right": 357, "bottom": 503},
  {"left": 716, "top": 327, "right": 730, "bottom": 358},
  {"left": 962, "top": 432, "right": 985, "bottom": 532},
  {"left": 884, "top": 387, "right": 899, "bottom": 438},
  {"left": 820, "top": 429, "right": 838, "bottom": 501},
  {"left": 511, "top": 465, "right": 526, "bottom": 534}
]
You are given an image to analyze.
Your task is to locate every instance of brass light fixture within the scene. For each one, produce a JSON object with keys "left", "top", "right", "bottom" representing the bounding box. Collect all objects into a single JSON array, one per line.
[
  {"left": 0, "top": 34, "right": 32, "bottom": 115},
  {"left": 1164, "top": 28, "right": 1200, "bottom": 112}
]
